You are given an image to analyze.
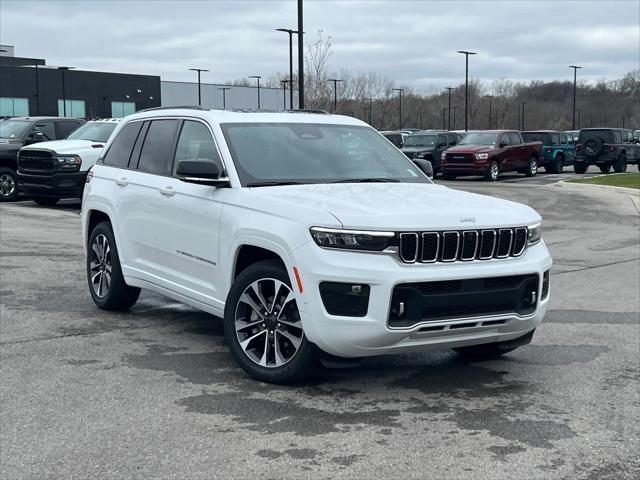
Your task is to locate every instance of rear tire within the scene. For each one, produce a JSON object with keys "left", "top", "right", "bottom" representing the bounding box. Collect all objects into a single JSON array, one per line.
[
  {"left": 551, "top": 155, "right": 564, "bottom": 174},
  {"left": 599, "top": 164, "right": 612, "bottom": 174},
  {"left": 33, "top": 197, "right": 60, "bottom": 206},
  {"left": 223, "top": 260, "right": 317, "bottom": 384},
  {"left": 574, "top": 162, "right": 588, "bottom": 174},
  {"left": 613, "top": 154, "right": 627, "bottom": 173},
  {"left": 87, "top": 221, "right": 140, "bottom": 311}
]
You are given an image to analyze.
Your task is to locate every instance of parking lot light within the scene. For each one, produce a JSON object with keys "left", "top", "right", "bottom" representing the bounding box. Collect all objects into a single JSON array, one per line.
[
  {"left": 280, "top": 80, "right": 290, "bottom": 110},
  {"left": 276, "top": 28, "right": 301, "bottom": 110},
  {"left": 457, "top": 51, "right": 476, "bottom": 131},
  {"left": 58, "top": 66, "right": 75, "bottom": 117},
  {"left": 327, "top": 79, "right": 343, "bottom": 113},
  {"left": 445, "top": 87, "right": 454, "bottom": 130},
  {"left": 392, "top": 88, "right": 404, "bottom": 130},
  {"left": 569, "top": 65, "right": 582, "bottom": 130},
  {"left": 249, "top": 75, "right": 262, "bottom": 109},
  {"left": 217, "top": 86, "right": 231, "bottom": 110},
  {"left": 189, "top": 68, "right": 209, "bottom": 107}
]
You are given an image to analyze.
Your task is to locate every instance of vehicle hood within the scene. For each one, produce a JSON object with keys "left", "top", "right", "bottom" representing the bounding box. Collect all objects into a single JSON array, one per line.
[
  {"left": 446, "top": 144, "right": 495, "bottom": 153},
  {"left": 247, "top": 183, "right": 540, "bottom": 230},
  {"left": 401, "top": 146, "right": 434, "bottom": 153},
  {"left": 20, "top": 139, "right": 104, "bottom": 154}
]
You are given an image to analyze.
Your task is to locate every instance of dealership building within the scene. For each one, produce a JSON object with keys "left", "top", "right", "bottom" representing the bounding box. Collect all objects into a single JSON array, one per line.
[{"left": 0, "top": 45, "right": 293, "bottom": 119}]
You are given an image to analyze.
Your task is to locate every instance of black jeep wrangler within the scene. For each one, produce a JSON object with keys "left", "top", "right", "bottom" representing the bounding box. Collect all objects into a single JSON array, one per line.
[
  {"left": 574, "top": 128, "right": 640, "bottom": 174},
  {"left": 400, "top": 130, "right": 458, "bottom": 177}
]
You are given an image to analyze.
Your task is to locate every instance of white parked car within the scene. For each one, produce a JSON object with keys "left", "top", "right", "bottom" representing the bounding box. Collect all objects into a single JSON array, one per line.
[
  {"left": 81, "top": 107, "right": 552, "bottom": 383},
  {"left": 17, "top": 119, "right": 121, "bottom": 205}
]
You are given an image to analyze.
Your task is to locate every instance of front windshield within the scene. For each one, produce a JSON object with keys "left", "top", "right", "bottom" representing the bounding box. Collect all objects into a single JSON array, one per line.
[
  {"left": 460, "top": 132, "right": 498, "bottom": 146},
  {"left": 68, "top": 122, "right": 117, "bottom": 143},
  {"left": 0, "top": 120, "right": 30, "bottom": 139},
  {"left": 221, "top": 123, "right": 429, "bottom": 186},
  {"left": 403, "top": 134, "right": 437, "bottom": 147}
]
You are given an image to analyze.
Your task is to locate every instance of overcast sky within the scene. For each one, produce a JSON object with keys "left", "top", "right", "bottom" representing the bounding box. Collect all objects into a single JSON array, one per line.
[{"left": 1, "top": 0, "right": 638, "bottom": 91}]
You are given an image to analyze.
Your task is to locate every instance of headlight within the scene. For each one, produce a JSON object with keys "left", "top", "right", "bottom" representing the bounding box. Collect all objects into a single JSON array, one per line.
[
  {"left": 310, "top": 227, "right": 395, "bottom": 251},
  {"left": 528, "top": 222, "right": 542, "bottom": 244},
  {"left": 474, "top": 153, "right": 489, "bottom": 160},
  {"left": 441, "top": 151, "right": 447, "bottom": 160},
  {"left": 55, "top": 155, "right": 82, "bottom": 169}
]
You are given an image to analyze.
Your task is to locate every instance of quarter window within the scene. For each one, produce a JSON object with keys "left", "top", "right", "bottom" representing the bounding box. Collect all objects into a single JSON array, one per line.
[
  {"left": 508, "top": 132, "right": 521, "bottom": 145},
  {"left": 613, "top": 131, "right": 622, "bottom": 143},
  {"left": 137, "top": 120, "right": 179, "bottom": 176},
  {"left": 550, "top": 134, "right": 560, "bottom": 146},
  {"left": 102, "top": 122, "right": 143, "bottom": 168},
  {"left": 173, "top": 121, "right": 223, "bottom": 175}
]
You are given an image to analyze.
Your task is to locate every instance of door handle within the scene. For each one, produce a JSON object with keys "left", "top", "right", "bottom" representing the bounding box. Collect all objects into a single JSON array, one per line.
[
  {"left": 159, "top": 186, "right": 175, "bottom": 197},
  {"left": 115, "top": 177, "right": 128, "bottom": 186}
]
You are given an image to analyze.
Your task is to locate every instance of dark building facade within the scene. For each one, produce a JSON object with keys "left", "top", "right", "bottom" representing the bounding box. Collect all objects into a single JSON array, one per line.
[{"left": 0, "top": 52, "right": 161, "bottom": 119}]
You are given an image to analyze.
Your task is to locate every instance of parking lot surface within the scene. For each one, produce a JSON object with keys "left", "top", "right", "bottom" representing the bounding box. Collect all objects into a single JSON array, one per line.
[{"left": 1, "top": 172, "right": 639, "bottom": 479}]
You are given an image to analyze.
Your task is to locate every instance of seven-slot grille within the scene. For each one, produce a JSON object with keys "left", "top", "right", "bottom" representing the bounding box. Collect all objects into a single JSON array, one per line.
[
  {"left": 397, "top": 227, "right": 528, "bottom": 264},
  {"left": 18, "top": 150, "right": 55, "bottom": 174}
]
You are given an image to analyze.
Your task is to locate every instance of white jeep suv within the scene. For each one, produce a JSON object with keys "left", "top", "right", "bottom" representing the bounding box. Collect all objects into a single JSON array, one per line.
[{"left": 81, "top": 107, "right": 552, "bottom": 383}]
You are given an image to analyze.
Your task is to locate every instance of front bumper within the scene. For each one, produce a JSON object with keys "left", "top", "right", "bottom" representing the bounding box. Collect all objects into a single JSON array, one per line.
[
  {"left": 440, "top": 163, "right": 489, "bottom": 176},
  {"left": 292, "top": 240, "right": 552, "bottom": 358},
  {"left": 17, "top": 171, "right": 86, "bottom": 198}
]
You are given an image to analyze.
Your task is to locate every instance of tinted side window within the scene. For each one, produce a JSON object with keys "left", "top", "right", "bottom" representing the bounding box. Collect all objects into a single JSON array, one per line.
[
  {"left": 447, "top": 134, "right": 457, "bottom": 146},
  {"left": 613, "top": 131, "right": 622, "bottom": 143},
  {"left": 508, "top": 132, "right": 521, "bottom": 145},
  {"left": 173, "top": 121, "right": 223, "bottom": 175},
  {"left": 560, "top": 133, "right": 568, "bottom": 144},
  {"left": 137, "top": 120, "right": 179, "bottom": 176},
  {"left": 32, "top": 120, "right": 55, "bottom": 141},
  {"left": 551, "top": 134, "right": 560, "bottom": 146},
  {"left": 55, "top": 120, "right": 82, "bottom": 139},
  {"left": 499, "top": 134, "right": 510, "bottom": 146},
  {"left": 103, "top": 122, "right": 143, "bottom": 168}
]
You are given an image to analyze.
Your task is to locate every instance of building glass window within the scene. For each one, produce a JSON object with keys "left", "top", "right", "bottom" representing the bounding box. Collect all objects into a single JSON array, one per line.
[
  {"left": 57, "top": 99, "right": 86, "bottom": 118},
  {"left": 0, "top": 97, "right": 29, "bottom": 116},
  {"left": 111, "top": 101, "right": 136, "bottom": 118}
]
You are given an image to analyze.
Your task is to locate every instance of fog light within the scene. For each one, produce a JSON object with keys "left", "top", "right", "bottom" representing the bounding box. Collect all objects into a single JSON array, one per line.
[{"left": 319, "top": 282, "right": 370, "bottom": 317}]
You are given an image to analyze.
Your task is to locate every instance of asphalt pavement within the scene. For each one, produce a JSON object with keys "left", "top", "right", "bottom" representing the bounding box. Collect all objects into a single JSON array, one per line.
[{"left": 1, "top": 171, "right": 639, "bottom": 479}]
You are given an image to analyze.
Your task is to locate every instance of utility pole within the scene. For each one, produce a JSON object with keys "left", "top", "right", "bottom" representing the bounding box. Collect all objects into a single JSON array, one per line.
[
  {"left": 457, "top": 50, "right": 476, "bottom": 131},
  {"left": 297, "top": 0, "right": 304, "bottom": 109}
]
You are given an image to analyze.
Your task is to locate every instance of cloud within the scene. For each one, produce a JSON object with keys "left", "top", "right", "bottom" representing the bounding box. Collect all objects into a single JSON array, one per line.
[{"left": 1, "top": 0, "right": 638, "bottom": 89}]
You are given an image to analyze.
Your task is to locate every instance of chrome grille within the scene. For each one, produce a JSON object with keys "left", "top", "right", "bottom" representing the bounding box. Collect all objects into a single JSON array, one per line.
[{"left": 397, "top": 227, "right": 529, "bottom": 264}]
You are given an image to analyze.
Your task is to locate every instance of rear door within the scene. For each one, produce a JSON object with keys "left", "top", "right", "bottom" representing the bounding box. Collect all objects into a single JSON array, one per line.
[{"left": 150, "top": 119, "right": 229, "bottom": 307}]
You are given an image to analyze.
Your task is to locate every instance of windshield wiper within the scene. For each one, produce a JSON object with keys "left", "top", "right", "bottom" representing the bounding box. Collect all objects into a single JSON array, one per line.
[
  {"left": 331, "top": 177, "right": 401, "bottom": 184},
  {"left": 246, "top": 181, "right": 303, "bottom": 187}
]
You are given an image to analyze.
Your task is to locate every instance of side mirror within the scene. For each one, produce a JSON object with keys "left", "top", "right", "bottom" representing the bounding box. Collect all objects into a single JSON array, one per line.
[
  {"left": 176, "top": 160, "right": 229, "bottom": 187},
  {"left": 413, "top": 159, "right": 434, "bottom": 179},
  {"left": 25, "top": 131, "right": 45, "bottom": 145},
  {"left": 438, "top": 142, "right": 447, "bottom": 148},
  {"left": 499, "top": 140, "right": 509, "bottom": 148}
]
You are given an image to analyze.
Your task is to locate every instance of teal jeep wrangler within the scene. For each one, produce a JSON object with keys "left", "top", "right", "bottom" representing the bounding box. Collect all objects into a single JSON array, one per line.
[{"left": 521, "top": 130, "right": 575, "bottom": 174}]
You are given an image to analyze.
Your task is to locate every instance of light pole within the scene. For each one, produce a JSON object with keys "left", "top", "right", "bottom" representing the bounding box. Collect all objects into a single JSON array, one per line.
[
  {"left": 392, "top": 88, "right": 404, "bottom": 130},
  {"left": 442, "top": 107, "right": 446, "bottom": 130},
  {"left": 58, "top": 66, "right": 75, "bottom": 117},
  {"left": 521, "top": 102, "right": 526, "bottom": 130},
  {"left": 327, "top": 78, "right": 343, "bottom": 113},
  {"left": 569, "top": 65, "right": 582, "bottom": 130},
  {"left": 280, "top": 80, "right": 289, "bottom": 110},
  {"left": 445, "top": 87, "right": 454, "bottom": 130},
  {"left": 297, "top": 0, "right": 304, "bottom": 109},
  {"left": 276, "top": 28, "right": 300, "bottom": 110},
  {"left": 366, "top": 98, "right": 373, "bottom": 125},
  {"left": 577, "top": 109, "right": 581, "bottom": 129},
  {"left": 217, "top": 87, "right": 231, "bottom": 109},
  {"left": 189, "top": 68, "right": 209, "bottom": 106},
  {"left": 457, "top": 50, "right": 476, "bottom": 131},
  {"left": 452, "top": 106, "right": 459, "bottom": 130},
  {"left": 484, "top": 95, "right": 493, "bottom": 129},
  {"left": 249, "top": 75, "right": 262, "bottom": 109}
]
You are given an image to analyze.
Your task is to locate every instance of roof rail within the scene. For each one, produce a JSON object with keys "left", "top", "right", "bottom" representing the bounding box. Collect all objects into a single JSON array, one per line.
[
  {"left": 137, "top": 105, "right": 207, "bottom": 113},
  {"left": 285, "top": 109, "right": 329, "bottom": 114}
]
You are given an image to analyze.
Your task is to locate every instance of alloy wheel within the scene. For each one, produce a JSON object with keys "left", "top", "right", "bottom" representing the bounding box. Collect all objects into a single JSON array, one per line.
[
  {"left": 89, "top": 234, "right": 112, "bottom": 298},
  {"left": 0, "top": 173, "right": 16, "bottom": 198},
  {"left": 234, "top": 278, "right": 304, "bottom": 368},
  {"left": 530, "top": 158, "right": 537, "bottom": 174},
  {"left": 490, "top": 162, "right": 499, "bottom": 180}
]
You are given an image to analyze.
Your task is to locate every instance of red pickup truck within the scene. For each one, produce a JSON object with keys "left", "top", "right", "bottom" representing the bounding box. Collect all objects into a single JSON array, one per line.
[{"left": 440, "top": 130, "right": 543, "bottom": 181}]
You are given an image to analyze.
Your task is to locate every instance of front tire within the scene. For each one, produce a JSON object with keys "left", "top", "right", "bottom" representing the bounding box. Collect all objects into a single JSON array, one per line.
[
  {"left": 0, "top": 167, "right": 18, "bottom": 202},
  {"left": 613, "top": 154, "right": 627, "bottom": 173},
  {"left": 525, "top": 156, "right": 538, "bottom": 177},
  {"left": 224, "top": 260, "right": 317, "bottom": 384},
  {"left": 485, "top": 160, "right": 499, "bottom": 181},
  {"left": 87, "top": 221, "right": 140, "bottom": 311}
]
